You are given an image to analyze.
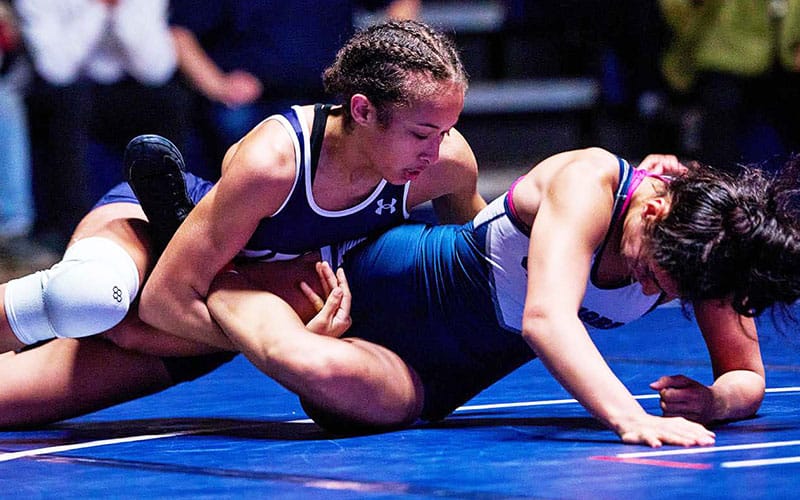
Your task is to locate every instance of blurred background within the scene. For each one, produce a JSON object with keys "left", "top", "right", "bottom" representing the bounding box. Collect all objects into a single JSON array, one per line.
[{"left": 2, "top": 0, "right": 799, "bottom": 279}]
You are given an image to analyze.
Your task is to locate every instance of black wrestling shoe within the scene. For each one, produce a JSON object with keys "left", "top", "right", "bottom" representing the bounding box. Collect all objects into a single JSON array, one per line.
[{"left": 125, "top": 134, "right": 195, "bottom": 256}]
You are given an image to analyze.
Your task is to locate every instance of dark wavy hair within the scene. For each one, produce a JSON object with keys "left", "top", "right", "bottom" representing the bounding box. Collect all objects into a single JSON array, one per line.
[
  {"left": 648, "top": 156, "right": 800, "bottom": 317},
  {"left": 322, "top": 19, "right": 468, "bottom": 128}
]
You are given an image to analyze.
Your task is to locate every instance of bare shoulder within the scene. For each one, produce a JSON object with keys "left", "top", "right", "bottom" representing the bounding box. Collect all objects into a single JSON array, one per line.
[
  {"left": 511, "top": 148, "right": 620, "bottom": 230},
  {"left": 221, "top": 117, "right": 298, "bottom": 186},
  {"left": 533, "top": 147, "right": 620, "bottom": 190}
]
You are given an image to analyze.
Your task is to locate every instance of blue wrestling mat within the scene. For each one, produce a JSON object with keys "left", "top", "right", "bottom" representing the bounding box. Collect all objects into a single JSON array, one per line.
[{"left": 2, "top": 304, "right": 800, "bottom": 498}]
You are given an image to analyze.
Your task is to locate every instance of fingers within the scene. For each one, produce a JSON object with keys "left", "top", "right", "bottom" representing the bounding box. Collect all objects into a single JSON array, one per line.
[
  {"left": 302, "top": 263, "right": 353, "bottom": 338},
  {"left": 316, "top": 286, "right": 344, "bottom": 321},
  {"left": 301, "top": 262, "right": 351, "bottom": 314},
  {"left": 334, "top": 267, "right": 351, "bottom": 322},
  {"left": 651, "top": 375, "right": 714, "bottom": 423},
  {"left": 315, "top": 261, "right": 338, "bottom": 297},
  {"left": 650, "top": 374, "right": 692, "bottom": 390},
  {"left": 621, "top": 430, "right": 663, "bottom": 448},
  {"left": 639, "top": 154, "right": 689, "bottom": 176},
  {"left": 299, "top": 280, "right": 325, "bottom": 312},
  {"left": 620, "top": 416, "right": 715, "bottom": 448}
]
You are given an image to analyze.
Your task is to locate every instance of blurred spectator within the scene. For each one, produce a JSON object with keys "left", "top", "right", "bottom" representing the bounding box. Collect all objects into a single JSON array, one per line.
[
  {"left": 16, "top": 0, "right": 190, "bottom": 250},
  {"left": 660, "top": 0, "right": 800, "bottom": 171},
  {"left": 0, "top": 1, "right": 56, "bottom": 269},
  {"left": 169, "top": 0, "right": 420, "bottom": 179}
]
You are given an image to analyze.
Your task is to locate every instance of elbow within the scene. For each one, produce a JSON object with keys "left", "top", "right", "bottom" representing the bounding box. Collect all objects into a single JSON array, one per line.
[
  {"left": 520, "top": 308, "right": 554, "bottom": 349},
  {"left": 744, "top": 375, "right": 766, "bottom": 417},
  {"left": 740, "top": 371, "right": 766, "bottom": 418},
  {"left": 713, "top": 371, "right": 765, "bottom": 421},
  {"left": 137, "top": 281, "right": 166, "bottom": 329}
]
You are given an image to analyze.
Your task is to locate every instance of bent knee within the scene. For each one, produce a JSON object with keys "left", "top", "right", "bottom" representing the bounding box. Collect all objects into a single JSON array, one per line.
[
  {"left": 5, "top": 237, "right": 140, "bottom": 344},
  {"left": 298, "top": 354, "right": 425, "bottom": 434}
]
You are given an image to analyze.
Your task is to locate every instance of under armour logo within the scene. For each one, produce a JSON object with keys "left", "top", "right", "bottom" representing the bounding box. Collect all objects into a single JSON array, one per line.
[{"left": 375, "top": 198, "right": 397, "bottom": 215}]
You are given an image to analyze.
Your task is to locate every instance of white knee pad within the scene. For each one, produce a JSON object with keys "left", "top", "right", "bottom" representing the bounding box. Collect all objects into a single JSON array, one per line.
[{"left": 4, "top": 237, "right": 140, "bottom": 344}]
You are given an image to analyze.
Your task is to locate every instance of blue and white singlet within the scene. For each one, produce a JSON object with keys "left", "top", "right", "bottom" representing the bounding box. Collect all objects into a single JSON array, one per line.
[
  {"left": 94, "top": 104, "right": 411, "bottom": 261},
  {"left": 332, "top": 157, "right": 662, "bottom": 421},
  {"left": 240, "top": 104, "right": 410, "bottom": 260}
]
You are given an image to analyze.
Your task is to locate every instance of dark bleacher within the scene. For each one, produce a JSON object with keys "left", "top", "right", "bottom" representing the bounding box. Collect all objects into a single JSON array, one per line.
[{"left": 360, "top": 1, "right": 605, "bottom": 167}]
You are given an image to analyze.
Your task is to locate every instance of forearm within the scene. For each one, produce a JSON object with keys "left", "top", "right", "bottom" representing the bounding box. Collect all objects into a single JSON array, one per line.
[
  {"left": 138, "top": 278, "right": 233, "bottom": 351},
  {"left": 710, "top": 370, "right": 765, "bottom": 422},
  {"left": 101, "top": 314, "right": 229, "bottom": 358},
  {"left": 170, "top": 25, "right": 226, "bottom": 100},
  {"left": 433, "top": 192, "right": 486, "bottom": 224},
  {"left": 524, "top": 317, "right": 648, "bottom": 435}
]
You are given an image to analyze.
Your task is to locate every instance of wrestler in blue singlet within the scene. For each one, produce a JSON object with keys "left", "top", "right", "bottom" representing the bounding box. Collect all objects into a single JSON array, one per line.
[
  {"left": 93, "top": 104, "right": 411, "bottom": 382},
  {"left": 330, "top": 157, "right": 664, "bottom": 421},
  {"left": 94, "top": 104, "right": 410, "bottom": 262}
]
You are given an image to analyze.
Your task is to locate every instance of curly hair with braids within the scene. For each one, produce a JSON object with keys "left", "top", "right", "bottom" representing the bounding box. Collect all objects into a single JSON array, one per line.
[
  {"left": 322, "top": 19, "right": 468, "bottom": 128},
  {"left": 648, "top": 157, "right": 800, "bottom": 317}
]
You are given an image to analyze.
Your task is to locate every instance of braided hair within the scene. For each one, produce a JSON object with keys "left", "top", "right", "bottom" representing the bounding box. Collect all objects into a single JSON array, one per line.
[
  {"left": 323, "top": 19, "right": 468, "bottom": 128},
  {"left": 649, "top": 157, "right": 800, "bottom": 317}
]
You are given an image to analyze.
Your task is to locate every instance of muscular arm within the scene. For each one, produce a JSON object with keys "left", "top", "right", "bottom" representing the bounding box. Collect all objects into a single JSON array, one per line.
[
  {"left": 519, "top": 148, "right": 715, "bottom": 447},
  {"left": 139, "top": 120, "right": 295, "bottom": 348},
  {"left": 522, "top": 151, "right": 646, "bottom": 433},
  {"left": 651, "top": 299, "right": 765, "bottom": 423}
]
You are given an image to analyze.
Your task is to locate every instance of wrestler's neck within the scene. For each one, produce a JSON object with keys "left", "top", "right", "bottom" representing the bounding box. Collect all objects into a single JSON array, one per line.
[
  {"left": 315, "top": 114, "right": 385, "bottom": 201},
  {"left": 596, "top": 186, "right": 666, "bottom": 284}
]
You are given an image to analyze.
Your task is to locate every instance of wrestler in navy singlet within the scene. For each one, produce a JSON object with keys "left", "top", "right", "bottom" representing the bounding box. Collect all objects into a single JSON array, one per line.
[
  {"left": 241, "top": 104, "right": 410, "bottom": 260},
  {"left": 330, "top": 157, "right": 663, "bottom": 421},
  {"left": 95, "top": 104, "right": 410, "bottom": 262}
]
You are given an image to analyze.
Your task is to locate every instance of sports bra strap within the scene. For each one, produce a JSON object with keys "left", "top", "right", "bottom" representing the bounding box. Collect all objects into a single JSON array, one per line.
[{"left": 310, "top": 104, "right": 333, "bottom": 182}]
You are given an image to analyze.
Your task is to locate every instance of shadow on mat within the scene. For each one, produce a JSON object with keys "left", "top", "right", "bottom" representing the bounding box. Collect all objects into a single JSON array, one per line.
[
  {"left": 3, "top": 415, "right": 611, "bottom": 446},
  {"left": 40, "top": 417, "right": 333, "bottom": 442}
]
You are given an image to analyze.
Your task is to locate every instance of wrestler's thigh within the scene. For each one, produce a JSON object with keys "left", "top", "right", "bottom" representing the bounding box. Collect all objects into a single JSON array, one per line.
[
  {"left": 69, "top": 202, "right": 153, "bottom": 273},
  {"left": 0, "top": 337, "right": 172, "bottom": 427},
  {"left": 300, "top": 337, "right": 425, "bottom": 434}
]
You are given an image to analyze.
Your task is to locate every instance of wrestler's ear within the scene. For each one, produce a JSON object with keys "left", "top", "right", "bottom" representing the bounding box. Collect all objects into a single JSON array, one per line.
[
  {"left": 642, "top": 196, "right": 670, "bottom": 222},
  {"left": 350, "top": 94, "right": 376, "bottom": 126}
]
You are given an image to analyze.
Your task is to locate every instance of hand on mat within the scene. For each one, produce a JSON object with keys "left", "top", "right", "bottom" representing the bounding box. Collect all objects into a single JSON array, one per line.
[
  {"left": 618, "top": 412, "right": 716, "bottom": 448},
  {"left": 650, "top": 374, "right": 715, "bottom": 424},
  {"left": 301, "top": 261, "right": 352, "bottom": 338},
  {"left": 638, "top": 154, "right": 688, "bottom": 176}
]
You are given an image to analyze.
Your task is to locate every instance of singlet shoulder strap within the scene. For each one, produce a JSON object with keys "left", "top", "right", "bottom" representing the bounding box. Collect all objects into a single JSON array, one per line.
[
  {"left": 608, "top": 157, "right": 633, "bottom": 227},
  {"left": 310, "top": 104, "right": 334, "bottom": 182},
  {"left": 588, "top": 156, "right": 636, "bottom": 286}
]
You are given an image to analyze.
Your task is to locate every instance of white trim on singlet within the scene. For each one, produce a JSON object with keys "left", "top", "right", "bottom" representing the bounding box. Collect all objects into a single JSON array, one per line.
[
  {"left": 298, "top": 104, "right": 410, "bottom": 218},
  {"left": 260, "top": 110, "right": 302, "bottom": 218}
]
